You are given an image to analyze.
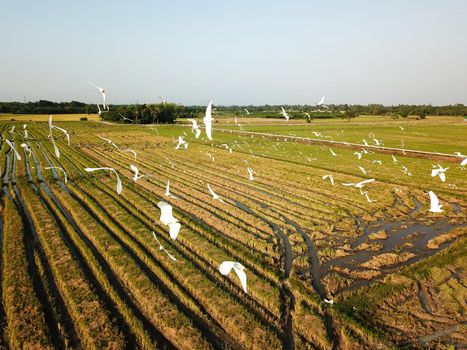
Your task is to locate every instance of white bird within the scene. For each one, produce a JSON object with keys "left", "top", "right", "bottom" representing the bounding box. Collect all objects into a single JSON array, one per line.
[
  {"left": 391, "top": 155, "right": 398, "bottom": 163},
  {"left": 203, "top": 100, "right": 214, "bottom": 140},
  {"left": 317, "top": 96, "right": 329, "bottom": 109},
  {"left": 329, "top": 148, "right": 337, "bottom": 157},
  {"left": 49, "top": 122, "right": 70, "bottom": 146},
  {"left": 354, "top": 152, "right": 362, "bottom": 160},
  {"left": 89, "top": 82, "right": 109, "bottom": 110},
  {"left": 280, "top": 107, "right": 289, "bottom": 121},
  {"left": 45, "top": 166, "right": 68, "bottom": 183},
  {"left": 358, "top": 166, "right": 368, "bottom": 175},
  {"left": 220, "top": 144, "right": 232, "bottom": 153},
  {"left": 362, "top": 191, "right": 376, "bottom": 203},
  {"left": 398, "top": 125, "right": 405, "bottom": 131},
  {"left": 122, "top": 149, "right": 137, "bottom": 160},
  {"left": 157, "top": 201, "right": 181, "bottom": 240},
  {"left": 175, "top": 136, "right": 188, "bottom": 150},
  {"left": 97, "top": 135, "right": 120, "bottom": 150},
  {"left": 152, "top": 232, "right": 176, "bottom": 261},
  {"left": 247, "top": 167, "right": 254, "bottom": 181},
  {"left": 372, "top": 160, "right": 382, "bottom": 165},
  {"left": 6, "top": 139, "right": 22, "bottom": 160},
  {"left": 373, "top": 139, "right": 383, "bottom": 146},
  {"left": 207, "top": 184, "right": 224, "bottom": 202},
  {"left": 362, "top": 139, "right": 369, "bottom": 147},
  {"left": 323, "top": 298, "right": 334, "bottom": 305},
  {"left": 159, "top": 96, "right": 166, "bottom": 105},
  {"left": 118, "top": 113, "right": 132, "bottom": 122},
  {"left": 312, "top": 131, "right": 322, "bottom": 137},
  {"left": 342, "top": 179, "right": 375, "bottom": 189},
  {"left": 304, "top": 112, "right": 311, "bottom": 121},
  {"left": 84, "top": 167, "right": 122, "bottom": 194},
  {"left": 219, "top": 261, "right": 248, "bottom": 293},
  {"left": 48, "top": 115, "right": 60, "bottom": 158},
  {"left": 428, "top": 191, "right": 443, "bottom": 213},
  {"left": 23, "top": 124, "right": 28, "bottom": 139},
  {"left": 187, "top": 119, "right": 201, "bottom": 138},
  {"left": 402, "top": 166, "right": 412, "bottom": 176},
  {"left": 244, "top": 109, "right": 250, "bottom": 115},
  {"left": 431, "top": 164, "right": 449, "bottom": 182},
  {"left": 9, "top": 125, "right": 15, "bottom": 136},
  {"left": 165, "top": 181, "right": 178, "bottom": 199},
  {"left": 322, "top": 174, "right": 334, "bottom": 186},
  {"left": 461, "top": 158, "right": 467, "bottom": 166},
  {"left": 130, "top": 164, "right": 149, "bottom": 182},
  {"left": 20, "top": 143, "right": 32, "bottom": 156}
]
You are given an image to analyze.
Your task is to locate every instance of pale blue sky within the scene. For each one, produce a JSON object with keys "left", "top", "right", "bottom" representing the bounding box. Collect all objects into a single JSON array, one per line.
[{"left": 1, "top": 0, "right": 466, "bottom": 105}]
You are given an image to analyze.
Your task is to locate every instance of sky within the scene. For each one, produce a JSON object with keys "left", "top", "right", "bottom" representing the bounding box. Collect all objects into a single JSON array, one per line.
[{"left": 1, "top": 0, "right": 466, "bottom": 106}]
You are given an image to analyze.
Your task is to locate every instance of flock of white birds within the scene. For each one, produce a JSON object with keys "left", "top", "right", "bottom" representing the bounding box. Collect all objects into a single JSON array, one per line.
[{"left": 4, "top": 84, "right": 465, "bottom": 297}]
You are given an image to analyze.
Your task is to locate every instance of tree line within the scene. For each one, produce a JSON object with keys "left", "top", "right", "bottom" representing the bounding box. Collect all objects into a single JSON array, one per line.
[{"left": 1, "top": 100, "right": 465, "bottom": 123}]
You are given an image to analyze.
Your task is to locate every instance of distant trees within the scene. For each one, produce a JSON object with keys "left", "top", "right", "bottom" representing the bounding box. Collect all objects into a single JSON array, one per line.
[{"left": 102, "top": 103, "right": 185, "bottom": 124}]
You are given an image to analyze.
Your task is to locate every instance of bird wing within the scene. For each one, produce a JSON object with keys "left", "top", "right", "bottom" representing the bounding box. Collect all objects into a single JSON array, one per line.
[
  {"left": 157, "top": 201, "right": 177, "bottom": 225},
  {"left": 358, "top": 179, "right": 375, "bottom": 186},
  {"left": 219, "top": 261, "right": 235, "bottom": 275},
  {"left": 342, "top": 183, "right": 356, "bottom": 187},
  {"left": 439, "top": 172, "right": 446, "bottom": 182},
  {"left": 207, "top": 184, "right": 217, "bottom": 197},
  {"left": 6, "top": 140, "right": 22, "bottom": 160},
  {"left": 234, "top": 265, "right": 248, "bottom": 293},
  {"left": 428, "top": 191, "right": 440, "bottom": 207},
  {"left": 194, "top": 128, "right": 201, "bottom": 139},
  {"left": 168, "top": 222, "right": 181, "bottom": 240}
]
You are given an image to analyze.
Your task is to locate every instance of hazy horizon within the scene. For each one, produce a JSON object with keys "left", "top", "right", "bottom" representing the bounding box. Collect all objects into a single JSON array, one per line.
[{"left": 1, "top": 0, "right": 466, "bottom": 106}]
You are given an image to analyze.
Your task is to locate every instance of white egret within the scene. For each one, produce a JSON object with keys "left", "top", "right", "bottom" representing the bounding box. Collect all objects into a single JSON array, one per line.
[
  {"left": 324, "top": 298, "right": 334, "bottom": 305},
  {"left": 304, "top": 112, "right": 311, "bottom": 121},
  {"left": 165, "top": 181, "right": 178, "bottom": 199},
  {"left": 322, "top": 174, "right": 334, "bottom": 186},
  {"left": 428, "top": 191, "right": 443, "bottom": 213},
  {"left": 48, "top": 115, "right": 60, "bottom": 158},
  {"left": 280, "top": 107, "right": 289, "bottom": 121},
  {"left": 392, "top": 155, "right": 398, "bottom": 163},
  {"left": 157, "top": 201, "right": 181, "bottom": 240},
  {"left": 45, "top": 166, "right": 68, "bottom": 183},
  {"left": 97, "top": 135, "right": 120, "bottom": 150},
  {"left": 373, "top": 139, "right": 383, "bottom": 146},
  {"left": 342, "top": 179, "right": 375, "bottom": 189},
  {"left": 129, "top": 164, "right": 149, "bottom": 182},
  {"left": 20, "top": 143, "right": 32, "bottom": 156},
  {"left": 372, "top": 160, "right": 382, "bottom": 165},
  {"left": 247, "top": 167, "right": 254, "bottom": 181},
  {"left": 358, "top": 166, "right": 368, "bottom": 175},
  {"left": 118, "top": 113, "right": 132, "bottom": 122},
  {"left": 122, "top": 149, "right": 137, "bottom": 160},
  {"left": 6, "top": 140, "right": 22, "bottom": 160},
  {"left": 431, "top": 164, "right": 448, "bottom": 182},
  {"left": 187, "top": 119, "right": 201, "bottom": 138},
  {"left": 152, "top": 232, "right": 176, "bottom": 261},
  {"left": 208, "top": 184, "right": 225, "bottom": 202},
  {"left": 175, "top": 136, "right": 188, "bottom": 150},
  {"left": 329, "top": 148, "right": 337, "bottom": 157},
  {"left": 203, "top": 100, "right": 214, "bottom": 140},
  {"left": 89, "top": 81, "right": 109, "bottom": 110},
  {"left": 219, "top": 261, "right": 248, "bottom": 293},
  {"left": 84, "top": 167, "right": 122, "bottom": 194},
  {"left": 361, "top": 191, "right": 376, "bottom": 203},
  {"left": 244, "top": 109, "right": 250, "bottom": 115},
  {"left": 354, "top": 152, "right": 362, "bottom": 160}
]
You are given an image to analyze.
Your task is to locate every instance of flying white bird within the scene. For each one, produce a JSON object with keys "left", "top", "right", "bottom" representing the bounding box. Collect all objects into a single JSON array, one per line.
[
  {"left": 280, "top": 107, "right": 289, "bottom": 121},
  {"left": 361, "top": 191, "right": 376, "bottom": 203},
  {"left": 97, "top": 136, "right": 120, "bottom": 150},
  {"left": 20, "top": 143, "right": 32, "bottom": 155},
  {"left": 431, "top": 164, "right": 449, "bottom": 182},
  {"left": 329, "top": 148, "right": 337, "bottom": 157},
  {"left": 165, "top": 181, "right": 178, "bottom": 199},
  {"left": 6, "top": 139, "right": 22, "bottom": 160},
  {"left": 219, "top": 261, "right": 248, "bottom": 293},
  {"left": 203, "top": 100, "right": 214, "bottom": 140},
  {"left": 317, "top": 95, "right": 329, "bottom": 109},
  {"left": 342, "top": 179, "right": 375, "bottom": 189},
  {"left": 322, "top": 174, "right": 334, "bottom": 186},
  {"left": 48, "top": 115, "right": 60, "bottom": 158},
  {"left": 304, "top": 112, "right": 311, "bottom": 121},
  {"left": 175, "top": 136, "right": 188, "bottom": 150},
  {"left": 372, "top": 160, "right": 382, "bottom": 165},
  {"left": 402, "top": 166, "right": 412, "bottom": 176},
  {"left": 130, "top": 164, "right": 149, "bottom": 182},
  {"left": 220, "top": 144, "right": 233, "bottom": 153},
  {"left": 461, "top": 158, "right": 467, "bottom": 166},
  {"left": 207, "top": 184, "right": 225, "bottom": 202},
  {"left": 84, "top": 167, "right": 122, "bottom": 194},
  {"left": 392, "top": 155, "right": 398, "bottom": 163},
  {"left": 323, "top": 298, "right": 334, "bottom": 305},
  {"left": 118, "top": 113, "right": 132, "bottom": 122},
  {"left": 9, "top": 125, "right": 15, "bottom": 136},
  {"left": 23, "top": 124, "right": 28, "bottom": 139},
  {"left": 244, "top": 109, "right": 250, "bottom": 115},
  {"left": 398, "top": 125, "right": 405, "bottom": 131},
  {"left": 362, "top": 139, "right": 369, "bottom": 147},
  {"left": 354, "top": 152, "right": 362, "bottom": 160},
  {"left": 157, "top": 201, "right": 181, "bottom": 240},
  {"left": 159, "top": 96, "right": 166, "bottom": 105},
  {"left": 312, "top": 131, "right": 322, "bottom": 137},
  {"left": 89, "top": 82, "right": 109, "bottom": 110},
  {"left": 428, "top": 191, "right": 443, "bottom": 213},
  {"left": 187, "top": 119, "right": 201, "bottom": 138},
  {"left": 152, "top": 232, "right": 176, "bottom": 261},
  {"left": 122, "top": 149, "right": 137, "bottom": 160},
  {"left": 247, "top": 167, "right": 255, "bottom": 181},
  {"left": 358, "top": 166, "right": 368, "bottom": 175},
  {"left": 45, "top": 166, "right": 68, "bottom": 183},
  {"left": 373, "top": 139, "right": 383, "bottom": 146}
]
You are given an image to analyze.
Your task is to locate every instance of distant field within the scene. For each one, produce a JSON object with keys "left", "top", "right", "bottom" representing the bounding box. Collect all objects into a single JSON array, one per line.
[
  {"left": 0, "top": 113, "right": 100, "bottom": 121},
  {"left": 211, "top": 115, "right": 467, "bottom": 154},
  {"left": 0, "top": 117, "right": 465, "bottom": 349}
]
